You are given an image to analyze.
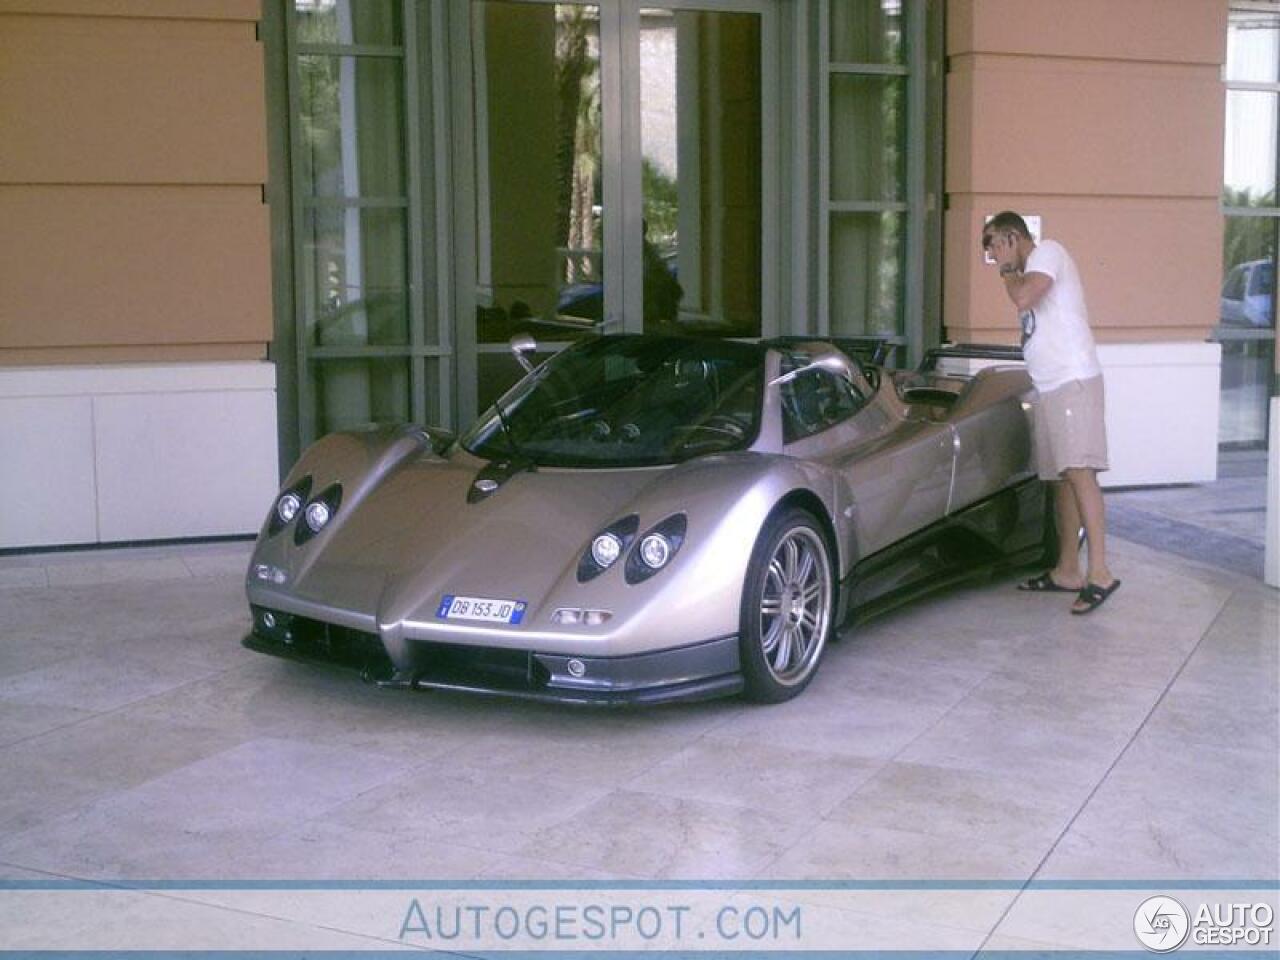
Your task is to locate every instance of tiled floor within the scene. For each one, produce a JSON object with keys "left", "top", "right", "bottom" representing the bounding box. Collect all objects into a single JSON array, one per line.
[
  {"left": 1106, "top": 449, "right": 1270, "bottom": 578},
  {"left": 0, "top": 522, "right": 1276, "bottom": 942}
]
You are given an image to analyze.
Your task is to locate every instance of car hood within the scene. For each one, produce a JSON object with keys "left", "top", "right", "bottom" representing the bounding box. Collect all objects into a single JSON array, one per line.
[{"left": 282, "top": 454, "right": 662, "bottom": 629}]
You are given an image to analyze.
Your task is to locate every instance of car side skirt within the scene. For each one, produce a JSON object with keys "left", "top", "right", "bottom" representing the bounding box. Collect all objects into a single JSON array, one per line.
[{"left": 840, "top": 476, "right": 1049, "bottom": 624}]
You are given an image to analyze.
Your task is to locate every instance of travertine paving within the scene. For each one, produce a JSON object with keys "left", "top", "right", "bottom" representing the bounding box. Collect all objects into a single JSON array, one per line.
[{"left": 0, "top": 529, "right": 1275, "bottom": 945}]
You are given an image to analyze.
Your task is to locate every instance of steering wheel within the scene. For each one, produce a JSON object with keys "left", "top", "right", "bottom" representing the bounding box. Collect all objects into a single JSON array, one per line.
[
  {"left": 695, "top": 415, "right": 747, "bottom": 439},
  {"left": 672, "top": 416, "right": 746, "bottom": 448}
]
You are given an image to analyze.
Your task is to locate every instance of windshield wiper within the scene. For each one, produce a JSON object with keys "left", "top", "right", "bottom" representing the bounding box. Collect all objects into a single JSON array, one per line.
[{"left": 492, "top": 398, "right": 537, "bottom": 473}]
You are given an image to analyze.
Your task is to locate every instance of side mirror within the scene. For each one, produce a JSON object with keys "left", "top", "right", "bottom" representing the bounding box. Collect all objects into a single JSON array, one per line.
[
  {"left": 510, "top": 333, "right": 537, "bottom": 373},
  {"left": 768, "top": 350, "right": 854, "bottom": 387}
]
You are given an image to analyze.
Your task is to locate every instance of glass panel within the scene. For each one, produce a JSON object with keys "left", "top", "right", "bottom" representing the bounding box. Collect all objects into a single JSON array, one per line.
[
  {"left": 1225, "top": 90, "right": 1278, "bottom": 202},
  {"left": 295, "top": 0, "right": 403, "bottom": 47},
  {"left": 1218, "top": 340, "right": 1275, "bottom": 446},
  {"left": 829, "top": 0, "right": 904, "bottom": 65},
  {"left": 1226, "top": 7, "right": 1280, "bottom": 84},
  {"left": 829, "top": 211, "right": 905, "bottom": 336},
  {"left": 302, "top": 207, "right": 409, "bottom": 346},
  {"left": 830, "top": 74, "right": 905, "bottom": 203},
  {"left": 314, "top": 357, "right": 410, "bottom": 434},
  {"left": 476, "top": 351, "right": 558, "bottom": 417},
  {"left": 465, "top": 338, "right": 762, "bottom": 466},
  {"left": 781, "top": 367, "right": 865, "bottom": 444},
  {"left": 472, "top": 3, "right": 603, "bottom": 341},
  {"left": 298, "top": 55, "right": 406, "bottom": 198},
  {"left": 423, "top": 357, "right": 444, "bottom": 428},
  {"left": 642, "top": 8, "right": 761, "bottom": 337},
  {"left": 640, "top": 9, "right": 682, "bottom": 332},
  {"left": 1221, "top": 217, "right": 1277, "bottom": 330}
]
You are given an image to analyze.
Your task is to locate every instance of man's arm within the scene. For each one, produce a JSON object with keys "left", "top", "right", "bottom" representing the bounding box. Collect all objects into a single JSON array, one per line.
[{"left": 1000, "top": 266, "right": 1052, "bottom": 312}]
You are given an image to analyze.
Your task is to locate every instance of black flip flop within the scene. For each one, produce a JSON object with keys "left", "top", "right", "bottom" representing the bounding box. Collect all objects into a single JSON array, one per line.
[
  {"left": 1071, "top": 579, "right": 1121, "bottom": 615},
  {"left": 1018, "top": 572, "right": 1077, "bottom": 593}
]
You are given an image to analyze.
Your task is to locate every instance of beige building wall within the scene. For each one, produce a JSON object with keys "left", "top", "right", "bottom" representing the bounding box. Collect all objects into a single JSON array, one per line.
[
  {"left": 0, "top": 0, "right": 270, "bottom": 365},
  {"left": 0, "top": 0, "right": 277, "bottom": 549},
  {"left": 944, "top": 0, "right": 1227, "bottom": 345}
]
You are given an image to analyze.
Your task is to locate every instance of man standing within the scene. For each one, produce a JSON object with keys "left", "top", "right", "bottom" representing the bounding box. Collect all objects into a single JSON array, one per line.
[{"left": 982, "top": 211, "right": 1120, "bottom": 614}]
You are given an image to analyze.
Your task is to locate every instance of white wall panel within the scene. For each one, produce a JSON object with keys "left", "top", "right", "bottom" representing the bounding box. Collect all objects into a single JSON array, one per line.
[
  {"left": 0, "top": 395, "right": 98, "bottom": 547},
  {"left": 0, "top": 362, "right": 277, "bottom": 549},
  {"left": 94, "top": 390, "right": 278, "bottom": 542},
  {"left": 1098, "top": 342, "right": 1221, "bottom": 488}
]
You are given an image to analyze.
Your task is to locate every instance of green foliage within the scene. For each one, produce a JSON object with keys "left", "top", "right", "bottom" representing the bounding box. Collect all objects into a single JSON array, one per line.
[
  {"left": 642, "top": 158, "right": 679, "bottom": 250},
  {"left": 1223, "top": 186, "right": 1278, "bottom": 273},
  {"left": 554, "top": 7, "right": 601, "bottom": 247}
]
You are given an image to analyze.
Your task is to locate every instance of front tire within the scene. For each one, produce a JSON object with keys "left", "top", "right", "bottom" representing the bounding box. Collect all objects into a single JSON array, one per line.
[{"left": 739, "top": 507, "right": 835, "bottom": 703}]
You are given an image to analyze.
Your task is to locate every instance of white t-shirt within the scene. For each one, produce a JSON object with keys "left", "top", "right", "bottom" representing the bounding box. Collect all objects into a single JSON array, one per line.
[{"left": 1020, "top": 239, "right": 1102, "bottom": 392}]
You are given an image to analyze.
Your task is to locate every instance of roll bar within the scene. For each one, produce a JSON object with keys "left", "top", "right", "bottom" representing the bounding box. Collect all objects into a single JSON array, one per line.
[{"left": 919, "top": 343, "right": 1024, "bottom": 372}]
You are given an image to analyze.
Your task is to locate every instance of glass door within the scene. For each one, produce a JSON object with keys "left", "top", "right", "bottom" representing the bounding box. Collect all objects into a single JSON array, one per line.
[
  {"left": 286, "top": 0, "right": 450, "bottom": 447},
  {"left": 632, "top": 3, "right": 773, "bottom": 338},
  {"left": 1219, "top": 3, "right": 1278, "bottom": 448},
  {"left": 454, "top": 0, "right": 776, "bottom": 425},
  {"left": 461, "top": 1, "right": 608, "bottom": 417}
]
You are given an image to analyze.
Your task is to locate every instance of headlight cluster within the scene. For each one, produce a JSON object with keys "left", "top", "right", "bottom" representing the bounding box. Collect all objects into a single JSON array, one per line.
[
  {"left": 295, "top": 483, "right": 343, "bottom": 543},
  {"left": 266, "top": 475, "right": 343, "bottom": 544},
  {"left": 577, "top": 515, "right": 638, "bottom": 582},
  {"left": 267, "top": 477, "right": 311, "bottom": 535},
  {"left": 577, "top": 513, "right": 687, "bottom": 584},
  {"left": 624, "top": 514, "right": 687, "bottom": 584}
]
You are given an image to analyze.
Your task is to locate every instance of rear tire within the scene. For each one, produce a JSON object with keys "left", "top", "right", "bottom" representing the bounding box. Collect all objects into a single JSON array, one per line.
[{"left": 739, "top": 507, "right": 835, "bottom": 703}]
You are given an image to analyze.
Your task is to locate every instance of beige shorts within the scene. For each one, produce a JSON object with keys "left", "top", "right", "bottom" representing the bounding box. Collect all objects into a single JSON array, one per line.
[{"left": 1033, "top": 375, "right": 1109, "bottom": 481}]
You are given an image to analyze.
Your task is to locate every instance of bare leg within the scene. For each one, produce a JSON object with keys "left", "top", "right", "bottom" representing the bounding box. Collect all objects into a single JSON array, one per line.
[
  {"left": 1062, "top": 467, "right": 1115, "bottom": 602},
  {"left": 1050, "top": 479, "right": 1084, "bottom": 589}
]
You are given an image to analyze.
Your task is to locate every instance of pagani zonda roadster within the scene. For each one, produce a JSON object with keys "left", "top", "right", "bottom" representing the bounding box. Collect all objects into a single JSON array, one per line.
[{"left": 245, "top": 336, "right": 1050, "bottom": 704}]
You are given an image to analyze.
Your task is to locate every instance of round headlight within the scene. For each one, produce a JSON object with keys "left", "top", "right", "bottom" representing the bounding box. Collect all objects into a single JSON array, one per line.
[
  {"left": 591, "top": 533, "right": 623, "bottom": 568},
  {"left": 638, "top": 533, "right": 672, "bottom": 569},
  {"left": 276, "top": 492, "right": 302, "bottom": 524},
  {"left": 304, "top": 500, "right": 332, "bottom": 533}
]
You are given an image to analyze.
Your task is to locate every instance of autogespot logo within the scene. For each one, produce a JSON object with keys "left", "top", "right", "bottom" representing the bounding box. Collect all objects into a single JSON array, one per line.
[{"left": 1135, "top": 896, "right": 1191, "bottom": 952}]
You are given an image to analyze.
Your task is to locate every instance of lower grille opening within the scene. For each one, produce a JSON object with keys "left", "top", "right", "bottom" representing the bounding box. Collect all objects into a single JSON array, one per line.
[
  {"left": 249, "top": 609, "right": 554, "bottom": 693},
  {"left": 250, "top": 607, "right": 393, "bottom": 678},
  {"left": 408, "top": 641, "right": 551, "bottom": 693}
]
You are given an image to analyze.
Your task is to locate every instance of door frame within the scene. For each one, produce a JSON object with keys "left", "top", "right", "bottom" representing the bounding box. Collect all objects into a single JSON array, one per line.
[{"left": 449, "top": 0, "right": 785, "bottom": 426}]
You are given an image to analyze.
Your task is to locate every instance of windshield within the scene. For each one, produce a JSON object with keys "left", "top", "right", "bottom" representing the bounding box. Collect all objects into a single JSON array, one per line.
[
  {"left": 1250, "top": 262, "right": 1273, "bottom": 297},
  {"left": 461, "top": 336, "right": 764, "bottom": 467}
]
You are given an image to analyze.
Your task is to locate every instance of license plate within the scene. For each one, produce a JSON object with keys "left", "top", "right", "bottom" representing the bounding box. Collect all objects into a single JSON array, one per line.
[{"left": 436, "top": 594, "right": 527, "bottom": 625}]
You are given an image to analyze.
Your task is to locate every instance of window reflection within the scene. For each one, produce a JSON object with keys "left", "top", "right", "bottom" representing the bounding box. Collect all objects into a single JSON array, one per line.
[
  {"left": 641, "top": 8, "right": 761, "bottom": 337},
  {"left": 830, "top": 74, "right": 905, "bottom": 203},
  {"left": 1219, "top": 4, "right": 1278, "bottom": 449},
  {"left": 298, "top": 56, "right": 405, "bottom": 199},
  {"left": 829, "top": 0, "right": 903, "bottom": 65},
  {"left": 830, "top": 211, "right": 904, "bottom": 336},
  {"left": 315, "top": 357, "right": 410, "bottom": 434},
  {"left": 1226, "top": 6, "right": 1280, "bottom": 83},
  {"left": 472, "top": 3, "right": 603, "bottom": 343},
  {"left": 302, "top": 208, "right": 409, "bottom": 347},
  {"left": 1221, "top": 218, "right": 1277, "bottom": 331},
  {"left": 1220, "top": 341, "right": 1276, "bottom": 445},
  {"left": 1225, "top": 91, "right": 1278, "bottom": 200},
  {"left": 295, "top": 0, "right": 403, "bottom": 47}
]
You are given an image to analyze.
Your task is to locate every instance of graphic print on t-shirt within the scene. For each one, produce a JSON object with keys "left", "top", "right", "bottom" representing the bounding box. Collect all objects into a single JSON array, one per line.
[{"left": 1020, "top": 308, "right": 1036, "bottom": 347}]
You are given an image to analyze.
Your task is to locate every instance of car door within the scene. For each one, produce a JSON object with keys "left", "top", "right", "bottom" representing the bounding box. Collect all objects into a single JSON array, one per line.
[
  {"left": 780, "top": 366, "right": 954, "bottom": 560},
  {"left": 945, "top": 378, "right": 1036, "bottom": 516}
]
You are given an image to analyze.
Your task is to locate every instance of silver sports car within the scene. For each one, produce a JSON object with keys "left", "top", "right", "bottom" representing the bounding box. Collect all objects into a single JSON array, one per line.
[{"left": 245, "top": 335, "right": 1050, "bottom": 704}]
